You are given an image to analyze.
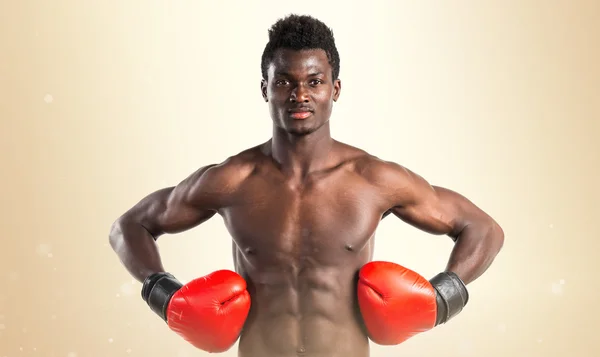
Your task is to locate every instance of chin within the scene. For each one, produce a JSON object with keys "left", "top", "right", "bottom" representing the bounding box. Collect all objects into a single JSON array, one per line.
[
  {"left": 289, "top": 120, "right": 325, "bottom": 136},
  {"left": 286, "top": 127, "right": 317, "bottom": 136},
  {"left": 274, "top": 114, "right": 329, "bottom": 136},
  {"left": 274, "top": 118, "right": 316, "bottom": 136}
]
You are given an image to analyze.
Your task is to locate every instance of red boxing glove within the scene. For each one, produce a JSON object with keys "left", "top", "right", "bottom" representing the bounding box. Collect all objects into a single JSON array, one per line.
[
  {"left": 357, "top": 261, "right": 468, "bottom": 345},
  {"left": 142, "top": 270, "right": 251, "bottom": 353}
]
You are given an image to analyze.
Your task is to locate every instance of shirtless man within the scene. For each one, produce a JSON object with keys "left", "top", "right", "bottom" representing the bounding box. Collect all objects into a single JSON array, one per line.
[{"left": 109, "top": 14, "right": 504, "bottom": 357}]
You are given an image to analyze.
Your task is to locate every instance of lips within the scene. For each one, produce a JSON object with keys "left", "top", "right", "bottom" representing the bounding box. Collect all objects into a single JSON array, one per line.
[{"left": 288, "top": 107, "right": 314, "bottom": 120}]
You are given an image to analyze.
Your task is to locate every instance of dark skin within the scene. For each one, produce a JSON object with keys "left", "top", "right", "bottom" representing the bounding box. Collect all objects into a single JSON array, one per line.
[{"left": 109, "top": 48, "right": 504, "bottom": 357}]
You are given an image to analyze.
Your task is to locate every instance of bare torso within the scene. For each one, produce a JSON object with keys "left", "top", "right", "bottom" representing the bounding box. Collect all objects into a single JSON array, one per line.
[
  {"left": 215, "top": 142, "right": 391, "bottom": 357},
  {"left": 111, "top": 133, "right": 501, "bottom": 356}
]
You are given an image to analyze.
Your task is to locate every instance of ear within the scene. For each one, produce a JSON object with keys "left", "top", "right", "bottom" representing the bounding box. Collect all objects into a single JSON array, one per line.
[
  {"left": 261, "top": 79, "right": 268, "bottom": 102},
  {"left": 333, "top": 78, "right": 341, "bottom": 102}
]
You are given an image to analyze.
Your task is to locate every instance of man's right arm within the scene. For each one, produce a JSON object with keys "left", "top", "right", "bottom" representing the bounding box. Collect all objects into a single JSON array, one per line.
[{"left": 108, "top": 164, "right": 219, "bottom": 282}]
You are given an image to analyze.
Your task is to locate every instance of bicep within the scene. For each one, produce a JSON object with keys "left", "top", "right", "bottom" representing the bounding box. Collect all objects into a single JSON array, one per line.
[
  {"left": 369, "top": 160, "right": 491, "bottom": 239},
  {"left": 386, "top": 166, "right": 488, "bottom": 239},
  {"left": 123, "top": 166, "right": 219, "bottom": 238},
  {"left": 390, "top": 185, "right": 471, "bottom": 238}
]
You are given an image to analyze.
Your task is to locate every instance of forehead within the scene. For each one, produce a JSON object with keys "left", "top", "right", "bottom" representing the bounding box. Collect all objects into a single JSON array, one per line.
[{"left": 268, "top": 48, "right": 331, "bottom": 77}]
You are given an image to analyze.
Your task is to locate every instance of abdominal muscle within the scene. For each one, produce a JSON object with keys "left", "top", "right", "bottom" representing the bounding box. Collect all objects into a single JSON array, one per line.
[{"left": 236, "top": 264, "right": 370, "bottom": 357}]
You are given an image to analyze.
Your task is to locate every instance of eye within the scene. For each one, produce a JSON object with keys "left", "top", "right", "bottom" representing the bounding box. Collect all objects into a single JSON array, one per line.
[
  {"left": 309, "top": 79, "right": 323, "bottom": 86},
  {"left": 275, "top": 79, "right": 289, "bottom": 86}
]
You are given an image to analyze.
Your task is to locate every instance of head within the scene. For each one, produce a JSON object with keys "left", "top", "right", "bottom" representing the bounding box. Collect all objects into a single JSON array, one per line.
[{"left": 260, "top": 14, "right": 341, "bottom": 136}]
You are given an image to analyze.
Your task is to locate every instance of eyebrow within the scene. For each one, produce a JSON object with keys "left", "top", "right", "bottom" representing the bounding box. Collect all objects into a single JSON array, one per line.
[{"left": 274, "top": 71, "right": 324, "bottom": 77}]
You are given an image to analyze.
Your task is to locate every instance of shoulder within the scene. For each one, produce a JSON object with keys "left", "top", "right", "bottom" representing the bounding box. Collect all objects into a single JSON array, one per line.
[
  {"left": 201, "top": 147, "right": 259, "bottom": 185},
  {"left": 332, "top": 141, "right": 406, "bottom": 183},
  {"left": 345, "top": 149, "right": 433, "bottom": 206},
  {"left": 178, "top": 145, "right": 263, "bottom": 205},
  {"left": 341, "top": 145, "right": 412, "bottom": 186}
]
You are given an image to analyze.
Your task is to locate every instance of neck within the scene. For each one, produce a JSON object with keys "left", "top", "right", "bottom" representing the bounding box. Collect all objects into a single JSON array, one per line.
[{"left": 268, "top": 123, "right": 334, "bottom": 177}]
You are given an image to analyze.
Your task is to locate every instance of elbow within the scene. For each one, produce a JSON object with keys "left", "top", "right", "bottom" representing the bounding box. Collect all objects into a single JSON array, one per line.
[
  {"left": 108, "top": 216, "right": 130, "bottom": 253},
  {"left": 108, "top": 219, "right": 122, "bottom": 252},
  {"left": 488, "top": 219, "right": 505, "bottom": 256}
]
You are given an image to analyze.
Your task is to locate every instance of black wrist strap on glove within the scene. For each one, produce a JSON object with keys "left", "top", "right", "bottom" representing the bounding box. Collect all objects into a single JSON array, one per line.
[
  {"left": 141, "top": 272, "right": 183, "bottom": 322},
  {"left": 429, "top": 271, "right": 469, "bottom": 326}
]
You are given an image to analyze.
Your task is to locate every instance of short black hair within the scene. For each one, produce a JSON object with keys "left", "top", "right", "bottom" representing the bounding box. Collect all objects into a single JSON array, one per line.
[{"left": 261, "top": 14, "right": 340, "bottom": 80}]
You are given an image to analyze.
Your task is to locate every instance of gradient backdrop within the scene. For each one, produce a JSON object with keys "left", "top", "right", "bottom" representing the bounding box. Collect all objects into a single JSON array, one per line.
[{"left": 1, "top": 1, "right": 599, "bottom": 356}]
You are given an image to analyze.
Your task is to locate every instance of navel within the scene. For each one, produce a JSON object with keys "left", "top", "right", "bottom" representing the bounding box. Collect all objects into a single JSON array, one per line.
[{"left": 345, "top": 244, "right": 354, "bottom": 252}]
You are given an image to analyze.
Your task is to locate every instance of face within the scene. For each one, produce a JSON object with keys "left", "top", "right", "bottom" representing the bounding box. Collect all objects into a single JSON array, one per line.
[{"left": 261, "top": 49, "right": 341, "bottom": 136}]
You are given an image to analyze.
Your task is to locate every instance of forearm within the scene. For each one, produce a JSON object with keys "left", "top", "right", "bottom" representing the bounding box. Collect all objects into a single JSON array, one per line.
[
  {"left": 445, "top": 220, "right": 504, "bottom": 285},
  {"left": 109, "top": 218, "right": 166, "bottom": 283}
]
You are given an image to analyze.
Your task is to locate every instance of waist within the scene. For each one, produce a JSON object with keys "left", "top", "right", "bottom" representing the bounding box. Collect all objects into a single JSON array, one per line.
[
  {"left": 239, "top": 313, "right": 369, "bottom": 357},
  {"left": 237, "top": 267, "right": 369, "bottom": 356},
  {"left": 249, "top": 276, "right": 359, "bottom": 319}
]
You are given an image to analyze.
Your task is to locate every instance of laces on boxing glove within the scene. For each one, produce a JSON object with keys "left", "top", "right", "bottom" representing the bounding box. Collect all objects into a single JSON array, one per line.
[
  {"left": 141, "top": 272, "right": 183, "bottom": 322},
  {"left": 429, "top": 271, "right": 469, "bottom": 326}
]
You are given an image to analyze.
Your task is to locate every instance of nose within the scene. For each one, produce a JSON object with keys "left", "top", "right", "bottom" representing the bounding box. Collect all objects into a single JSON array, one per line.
[{"left": 290, "top": 84, "right": 309, "bottom": 103}]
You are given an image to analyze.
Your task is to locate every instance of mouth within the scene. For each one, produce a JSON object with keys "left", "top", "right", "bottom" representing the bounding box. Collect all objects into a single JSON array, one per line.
[{"left": 288, "top": 107, "right": 314, "bottom": 120}]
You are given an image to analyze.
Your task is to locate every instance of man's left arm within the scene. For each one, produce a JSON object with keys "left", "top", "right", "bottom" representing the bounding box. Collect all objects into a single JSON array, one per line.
[
  {"left": 387, "top": 172, "right": 505, "bottom": 285},
  {"left": 357, "top": 160, "right": 505, "bottom": 345}
]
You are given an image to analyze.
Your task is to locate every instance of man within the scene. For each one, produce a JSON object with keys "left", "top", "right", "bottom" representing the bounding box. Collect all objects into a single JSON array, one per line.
[{"left": 109, "top": 14, "right": 504, "bottom": 357}]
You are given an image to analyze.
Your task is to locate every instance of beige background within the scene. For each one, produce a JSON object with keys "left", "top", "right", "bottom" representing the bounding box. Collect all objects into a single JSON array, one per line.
[{"left": 1, "top": 0, "right": 599, "bottom": 356}]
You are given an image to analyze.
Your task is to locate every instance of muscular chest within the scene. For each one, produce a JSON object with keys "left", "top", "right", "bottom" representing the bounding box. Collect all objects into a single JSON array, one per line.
[{"left": 221, "top": 174, "right": 383, "bottom": 266}]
